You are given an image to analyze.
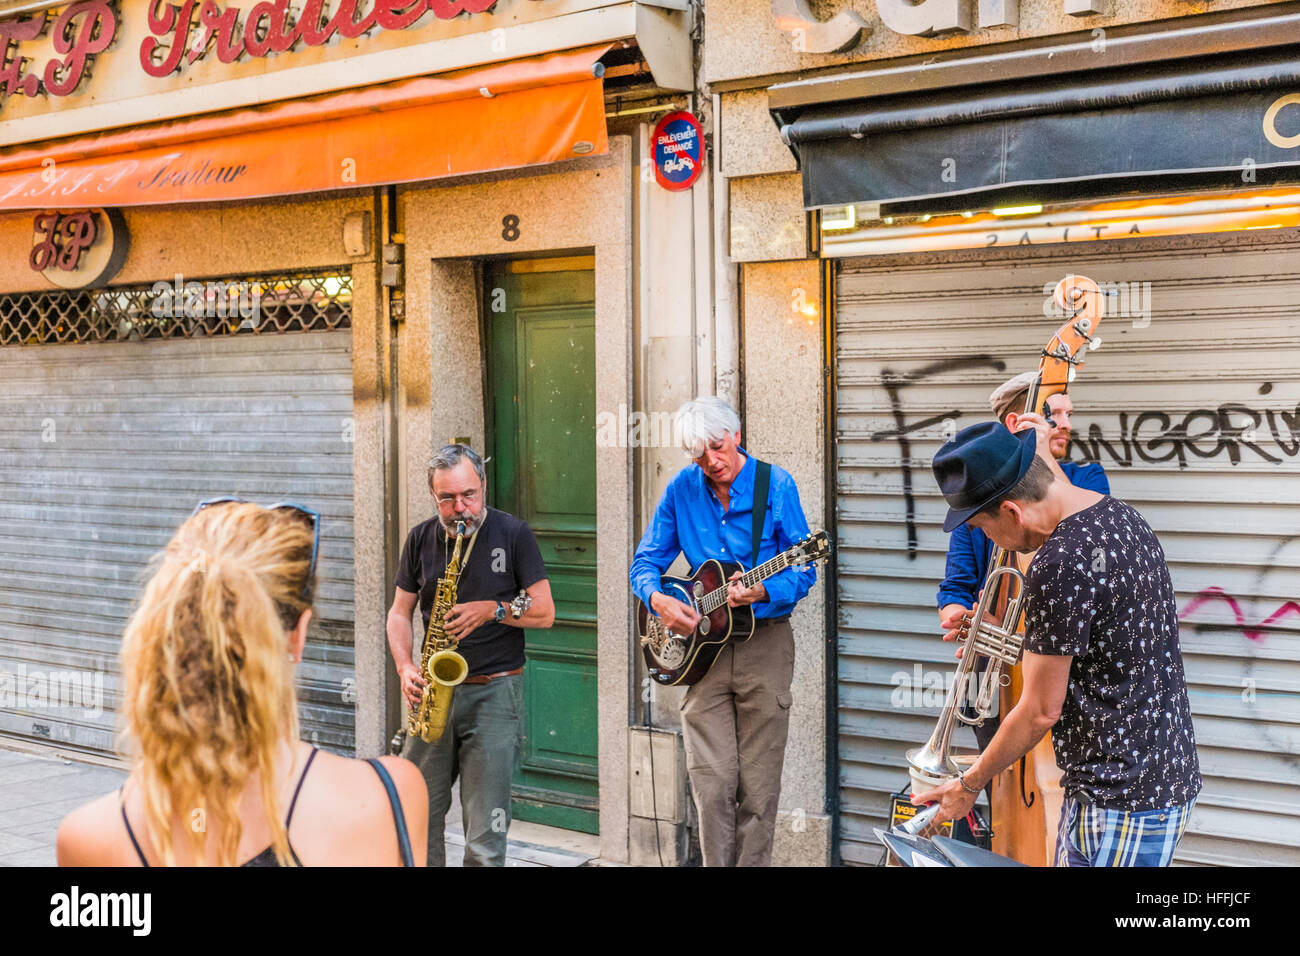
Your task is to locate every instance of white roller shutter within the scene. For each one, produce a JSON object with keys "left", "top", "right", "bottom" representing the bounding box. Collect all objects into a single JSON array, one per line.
[
  {"left": 834, "top": 235, "right": 1300, "bottom": 866},
  {"left": 0, "top": 331, "right": 356, "bottom": 760}
]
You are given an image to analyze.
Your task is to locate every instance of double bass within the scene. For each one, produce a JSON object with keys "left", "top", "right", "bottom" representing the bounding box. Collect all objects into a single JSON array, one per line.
[
  {"left": 990, "top": 275, "right": 1108, "bottom": 865},
  {"left": 907, "top": 274, "right": 1107, "bottom": 864}
]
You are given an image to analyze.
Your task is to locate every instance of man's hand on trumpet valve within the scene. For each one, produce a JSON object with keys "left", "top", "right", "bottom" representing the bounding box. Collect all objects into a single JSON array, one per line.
[
  {"left": 939, "top": 602, "right": 972, "bottom": 646},
  {"left": 939, "top": 588, "right": 985, "bottom": 657}
]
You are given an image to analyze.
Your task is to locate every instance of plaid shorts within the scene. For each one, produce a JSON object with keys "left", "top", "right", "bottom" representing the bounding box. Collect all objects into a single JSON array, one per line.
[{"left": 1055, "top": 795, "right": 1195, "bottom": 867}]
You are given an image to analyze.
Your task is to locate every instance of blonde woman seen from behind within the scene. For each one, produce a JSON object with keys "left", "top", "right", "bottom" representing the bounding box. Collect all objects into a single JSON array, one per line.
[{"left": 57, "top": 501, "right": 428, "bottom": 867}]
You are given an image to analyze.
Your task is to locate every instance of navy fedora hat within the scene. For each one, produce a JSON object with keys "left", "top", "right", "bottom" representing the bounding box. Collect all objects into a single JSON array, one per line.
[{"left": 932, "top": 421, "right": 1037, "bottom": 532}]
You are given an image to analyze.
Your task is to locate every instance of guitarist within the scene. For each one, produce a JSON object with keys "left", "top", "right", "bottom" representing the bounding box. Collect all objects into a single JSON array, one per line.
[{"left": 629, "top": 396, "right": 817, "bottom": 866}]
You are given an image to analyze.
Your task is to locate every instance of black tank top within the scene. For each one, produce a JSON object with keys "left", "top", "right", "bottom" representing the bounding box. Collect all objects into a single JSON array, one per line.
[{"left": 118, "top": 749, "right": 413, "bottom": 866}]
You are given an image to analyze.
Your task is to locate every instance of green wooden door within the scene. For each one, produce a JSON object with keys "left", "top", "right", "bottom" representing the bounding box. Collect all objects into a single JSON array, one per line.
[{"left": 486, "top": 259, "right": 598, "bottom": 834}]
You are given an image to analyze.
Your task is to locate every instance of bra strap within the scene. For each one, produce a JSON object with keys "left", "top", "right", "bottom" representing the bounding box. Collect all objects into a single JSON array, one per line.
[
  {"left": 366, "top": 758, "right": 415, "bottom": 867},
  {"left": 119, "top": 785, "right": 151, "bottom": 868},
  {"left": 285, "top": 747, "right": 320, "bottom": 827}
]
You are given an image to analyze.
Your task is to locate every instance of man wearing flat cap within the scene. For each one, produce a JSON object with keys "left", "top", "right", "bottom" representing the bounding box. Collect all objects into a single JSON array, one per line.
[
  {"left": 937, "top": 373, "right": 1110, "bottom": 752},
  {"left": 914, "top": 417, "right": 1201, "bottom": 866}
]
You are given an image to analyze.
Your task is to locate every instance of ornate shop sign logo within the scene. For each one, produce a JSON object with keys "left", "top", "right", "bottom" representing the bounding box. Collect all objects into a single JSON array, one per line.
[
  {"left": 30, "top": 208, "right": 129, "bottom": 288},
  {"left": 0, "top": 0, "right": 116, "bottom": 99}
]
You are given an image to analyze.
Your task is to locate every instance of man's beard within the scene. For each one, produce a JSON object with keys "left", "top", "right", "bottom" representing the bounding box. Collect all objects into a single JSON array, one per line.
[{"left": 440, "top": 509, "right": 484, "bottom": 536}]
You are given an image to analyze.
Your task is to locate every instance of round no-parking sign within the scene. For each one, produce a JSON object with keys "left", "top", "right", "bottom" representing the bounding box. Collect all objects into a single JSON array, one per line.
[{"left": 652, "top": 111, "right": 705, "bottom": 191}]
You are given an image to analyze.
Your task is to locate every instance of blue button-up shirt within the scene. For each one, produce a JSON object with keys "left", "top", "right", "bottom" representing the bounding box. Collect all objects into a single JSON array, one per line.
[{"left": 629, "top": 448, "right": 816, "bottom": 619}]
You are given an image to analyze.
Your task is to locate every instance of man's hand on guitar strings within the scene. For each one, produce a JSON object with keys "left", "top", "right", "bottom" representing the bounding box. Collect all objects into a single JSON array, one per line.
[
  {"left": 650, "top": 591, "right": 701, "bottom": 634},
  {"left": 726, "top": 571, "right": 768, "bottom": 608}
]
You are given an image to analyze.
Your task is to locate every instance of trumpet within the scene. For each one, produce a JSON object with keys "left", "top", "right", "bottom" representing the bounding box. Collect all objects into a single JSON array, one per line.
[{"left": 906, "top": 550, "right": 1026, "bottom": 794}]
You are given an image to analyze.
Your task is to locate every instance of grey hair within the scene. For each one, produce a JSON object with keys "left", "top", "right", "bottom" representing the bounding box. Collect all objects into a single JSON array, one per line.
[
  {"left": 675, "top": 396, "right": 741, "bottom": 458},
  {"left": 427, "top": 443, "right": 486, "bottom": 489}
]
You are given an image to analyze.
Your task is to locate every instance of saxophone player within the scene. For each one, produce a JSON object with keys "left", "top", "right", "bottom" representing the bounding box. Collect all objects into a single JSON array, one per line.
[
  {"left": 386, "top": 444, "right": 554, "bottom": 866},
  {"left": 914, "top": 417, "right": 1201, "bottom": 866}
]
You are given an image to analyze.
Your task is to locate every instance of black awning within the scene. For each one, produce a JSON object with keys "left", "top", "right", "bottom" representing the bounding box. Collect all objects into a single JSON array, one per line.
[{"left": 775, "top": 50, "right": 1300, "bottom": 212}]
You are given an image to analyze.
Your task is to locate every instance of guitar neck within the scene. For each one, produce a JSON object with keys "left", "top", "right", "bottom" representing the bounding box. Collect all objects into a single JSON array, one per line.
[{"left": 698, "top": 551, "right": 793, "bottom": 614}]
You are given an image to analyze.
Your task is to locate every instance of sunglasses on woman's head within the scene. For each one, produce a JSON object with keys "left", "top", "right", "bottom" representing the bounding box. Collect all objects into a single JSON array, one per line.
[{"left": 191, "top": 497, "right": 321, "bottom": 598}]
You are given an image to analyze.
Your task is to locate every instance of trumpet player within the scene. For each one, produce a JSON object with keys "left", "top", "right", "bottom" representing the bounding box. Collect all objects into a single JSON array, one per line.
[
  {"left": 937, "top": 372, "right": 1109, "bottom": 754},
  {"left": 386, "top": 444, "right": 554, "bottom": 866},
  {"left": 914, "top": 416, "right": 1201, "bottom": 867}
]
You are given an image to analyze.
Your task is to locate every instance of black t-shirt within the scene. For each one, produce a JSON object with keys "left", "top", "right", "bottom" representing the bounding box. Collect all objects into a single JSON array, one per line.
[
  {"left": 1023, "top": 495, "right": 1202, "bottom": 811},
  {"left": 395, "top": 508, "right": 548, "bottom": 677}
]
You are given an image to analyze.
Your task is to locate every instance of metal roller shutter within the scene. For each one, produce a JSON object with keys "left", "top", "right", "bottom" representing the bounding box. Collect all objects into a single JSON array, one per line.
[
  {"left": 0, "top": 329, "right": 356, "bottom": 760},
  {"left": 834, "top": 236, "right": 1300, "bottom": 866}
]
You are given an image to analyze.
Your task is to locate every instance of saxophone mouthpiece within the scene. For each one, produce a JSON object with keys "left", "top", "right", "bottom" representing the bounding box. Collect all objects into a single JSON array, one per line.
[{"left": 455, "top": 520, "right": 466, "bottom": 535}]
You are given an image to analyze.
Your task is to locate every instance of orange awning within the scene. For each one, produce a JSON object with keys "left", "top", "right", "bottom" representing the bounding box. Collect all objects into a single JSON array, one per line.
[{"left": 0, "top": 44, "right": 610, "bottom": 209}]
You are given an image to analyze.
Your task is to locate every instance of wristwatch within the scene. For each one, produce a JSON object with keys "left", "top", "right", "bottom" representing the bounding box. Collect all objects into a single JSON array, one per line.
[{"left": 493, "top": 601, "right": 507, "bottom": 623}]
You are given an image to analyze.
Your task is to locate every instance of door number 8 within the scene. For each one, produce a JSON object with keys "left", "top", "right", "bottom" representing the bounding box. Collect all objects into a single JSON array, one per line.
[{"left": 502, "top": 214, "right": 520, "bottom": 242}]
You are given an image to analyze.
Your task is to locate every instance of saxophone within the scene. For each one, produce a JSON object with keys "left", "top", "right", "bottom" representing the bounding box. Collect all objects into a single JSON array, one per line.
[{"left": 408, "top": 520, "right": 470, "bottom": 744}]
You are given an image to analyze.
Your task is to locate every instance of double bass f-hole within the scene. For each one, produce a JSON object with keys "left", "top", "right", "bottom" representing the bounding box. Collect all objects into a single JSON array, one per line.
[{"left": 1019, "top": 755, "right": 1037, "bottom": 809}]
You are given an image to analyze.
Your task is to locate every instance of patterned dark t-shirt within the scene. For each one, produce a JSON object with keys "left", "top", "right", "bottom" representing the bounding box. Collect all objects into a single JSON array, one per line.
[{"left": 1023, "top": 495, "right": 1202, "bottom": 811}]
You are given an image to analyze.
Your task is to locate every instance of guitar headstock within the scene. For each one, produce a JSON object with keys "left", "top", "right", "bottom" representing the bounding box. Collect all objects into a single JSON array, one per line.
[
  {"left": 789, "top": 530, "right": 832, "bottom": 565},
  {"left": 1040, "top": 274, "right": 1106, "bottom": 401}
]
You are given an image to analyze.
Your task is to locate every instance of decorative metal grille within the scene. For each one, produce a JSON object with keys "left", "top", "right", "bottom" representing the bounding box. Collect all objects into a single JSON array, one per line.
[{"left": 0, "top": 269, "right": 352, "bottom": 347}]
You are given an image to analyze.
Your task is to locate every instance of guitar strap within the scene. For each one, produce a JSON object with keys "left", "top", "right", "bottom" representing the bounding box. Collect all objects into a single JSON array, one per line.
[{"left": 751, "top": 459, "right": 771, "bottom": 568}]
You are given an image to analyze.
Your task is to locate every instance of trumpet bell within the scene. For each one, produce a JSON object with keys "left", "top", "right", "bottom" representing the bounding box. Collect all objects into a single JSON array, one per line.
[{"left": 906, "top": 744, "right": 964, "bottom": 795}]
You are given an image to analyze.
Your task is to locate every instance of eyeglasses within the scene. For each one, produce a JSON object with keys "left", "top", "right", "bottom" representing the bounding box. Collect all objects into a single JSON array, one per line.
[
  {"left": 434, "top": 488, "right": 480, "bottom": 508},
  {"left": 192, "top": 497, "right": 321, "bottom": 599}
]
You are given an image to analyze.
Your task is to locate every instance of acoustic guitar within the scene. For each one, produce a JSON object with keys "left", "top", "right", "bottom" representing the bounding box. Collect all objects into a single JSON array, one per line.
[{"left": 637, "top": 530, "right": 832, "bottom": 686}]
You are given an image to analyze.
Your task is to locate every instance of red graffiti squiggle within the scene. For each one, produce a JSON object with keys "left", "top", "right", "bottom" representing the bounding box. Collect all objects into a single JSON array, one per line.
[{"left": 1178, "top": 586, "right": 1300, "bottom": 643}]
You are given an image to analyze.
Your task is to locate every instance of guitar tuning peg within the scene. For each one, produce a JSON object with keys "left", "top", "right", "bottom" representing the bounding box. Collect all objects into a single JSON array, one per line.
[{"left": 1089, "top": 336, "right": 1102, "bottom": 351}]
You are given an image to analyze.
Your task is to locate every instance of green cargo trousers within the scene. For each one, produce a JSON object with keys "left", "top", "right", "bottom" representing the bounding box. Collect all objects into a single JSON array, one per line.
[{"left": 402, "top": 673, "right": 524, "bottom": 866}]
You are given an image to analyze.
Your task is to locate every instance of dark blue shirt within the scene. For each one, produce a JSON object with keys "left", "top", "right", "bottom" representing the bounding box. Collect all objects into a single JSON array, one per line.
[
  {"left": 936, "top": 461, "right": 1110, "bottom": 610},
  {"left": 629, "top": 448, "right": 816, "bottom": 619}
]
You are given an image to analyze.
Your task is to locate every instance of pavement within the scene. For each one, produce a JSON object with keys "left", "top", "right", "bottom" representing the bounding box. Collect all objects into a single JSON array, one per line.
[{"left": 0, "top": 744, "right": 603, "bottom": 867}]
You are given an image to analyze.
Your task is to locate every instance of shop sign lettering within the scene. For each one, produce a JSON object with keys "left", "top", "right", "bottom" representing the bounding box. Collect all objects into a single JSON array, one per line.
[
  {"left": 141, "top": 0, "right": 500, "bottom": 77},
  {"left": 0, "top": 0, "right": 504, "bottom": 106},
  {"left": 773, "top": 0, "right": 1106, "bottom": 52}
]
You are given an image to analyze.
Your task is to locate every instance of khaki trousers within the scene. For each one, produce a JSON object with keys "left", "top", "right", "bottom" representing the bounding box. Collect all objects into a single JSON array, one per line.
[{"left": 680, "top": 618, "right": 794, "bottom": 867}]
